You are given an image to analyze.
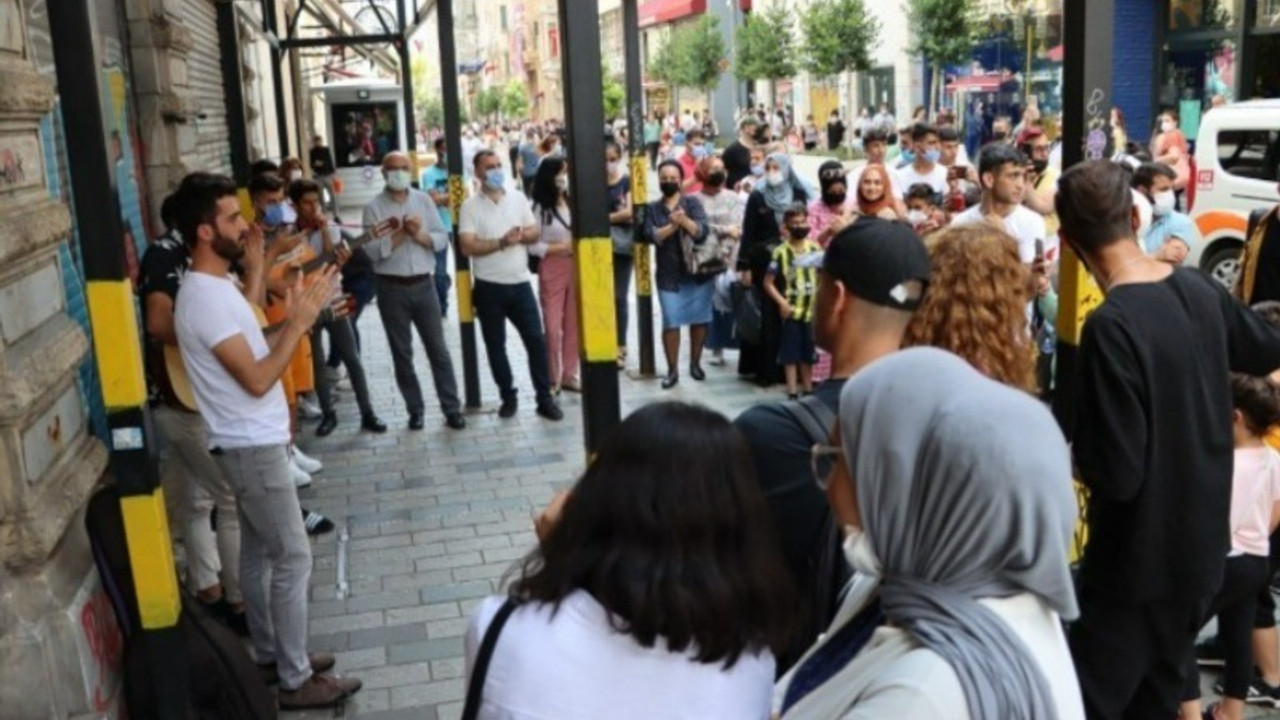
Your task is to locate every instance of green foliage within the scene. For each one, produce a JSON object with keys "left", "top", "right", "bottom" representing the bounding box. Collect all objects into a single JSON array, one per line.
[
  {"left": 420, "top": 96, "right": 444, "bottom": 129},
  {"left": 735, "top": 4, "right": 797, "bottom": 82},
  {"left": 651, "top": 15, "right": 725, "bottom": 93},
  {"left": 905, "top": 0, "right": 979, "bottom": 70},
  {"left": 603, "top": 67, "right": 625, "bottom": 120},
  {"left": 474, "top": 85, "right": 503, "bottom": 119},
  {"left": 500, "top": 80, "right": 528, "bottom": 119},
  {"left": 802, "top": 0, "right": 880, "bottom": 78}
]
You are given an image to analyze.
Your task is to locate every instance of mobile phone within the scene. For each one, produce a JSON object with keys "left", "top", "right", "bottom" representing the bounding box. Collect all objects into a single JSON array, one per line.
[{"left": 1034, "top": 239, "right": 1045, "bottom": 262}]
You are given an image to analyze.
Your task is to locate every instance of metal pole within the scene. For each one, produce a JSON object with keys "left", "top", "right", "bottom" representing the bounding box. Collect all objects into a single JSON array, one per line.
[
  {"left": 48, "top": 0, "right": 189, "bottom": 716},
  {"left": 267, "top": 0, "right": 292, "bottom": 158},
  {"left": 438, "top": 0, "right": 482, "bottom": 408},
  {"left": 1053, "top": 0, "right": 1113, "bottom": 432},
  {"left": 397, "top": 0, "right": 418, "bottom": 178},
  {"left": 559, "top": 0, "right": 622, "bottom": 451},
  {"left": 623, "top": 0, "right": 656, "bottom": 378},
  {"left": 218, "top": 0, "right": 252, "bottom": 184}
]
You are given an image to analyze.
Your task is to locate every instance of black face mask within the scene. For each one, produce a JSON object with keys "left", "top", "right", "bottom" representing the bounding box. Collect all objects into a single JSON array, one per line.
[
  {"left": 1032, "top": 158, "right": 1049, "bottom": 174},
  {"left": 659, "top": 181, "right": 680, "bottom": 198},
  {"left": 706, "top": 171, "right": 727, "bottom": 187},
  {"left": 823, "top": 191, "right": 846, "bottom": 206},
  {"left": 790, "top": 225, "right": 811, "bottom": 239},
  {"left": 994, "top": 131, "right": 1009, "bottom": 141}
]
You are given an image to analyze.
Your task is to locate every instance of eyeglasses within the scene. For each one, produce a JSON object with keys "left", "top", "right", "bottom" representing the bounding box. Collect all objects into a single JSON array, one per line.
[{"left": 810, "top": 443, "right": 844, "bottom": 492}]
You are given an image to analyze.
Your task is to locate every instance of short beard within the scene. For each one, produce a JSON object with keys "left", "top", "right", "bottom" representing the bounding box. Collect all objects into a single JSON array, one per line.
[{"left": 212, "top": 232, "right": 245, "bottom": 262}]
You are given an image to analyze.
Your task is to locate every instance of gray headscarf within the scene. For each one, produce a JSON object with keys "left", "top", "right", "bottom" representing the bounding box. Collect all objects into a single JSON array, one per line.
[{"left": 839, "top": 347, "right": 1078, "bottom": 720}]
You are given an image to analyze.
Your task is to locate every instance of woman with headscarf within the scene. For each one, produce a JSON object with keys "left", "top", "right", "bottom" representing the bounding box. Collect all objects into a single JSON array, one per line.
[
  {"left": 854, "top": 164, "right": 899, "bottom": 220},
  {"left": 737, "top": 153, "right": 809, "bottom": 386},
  {"left": 808, "top": 161, "right": 855, "bottom": 249},
  {"left": 776, "top": 347, "right": 1085, "bottom": 720}
]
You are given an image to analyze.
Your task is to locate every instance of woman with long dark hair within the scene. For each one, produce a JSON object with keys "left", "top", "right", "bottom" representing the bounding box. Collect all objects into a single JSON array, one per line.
[
  {"left": 606, "top": 140, "right": 635, "bottom": 369},
  {"left": 463, "top": 402, "right": 797, "bottom": 719},
  {"left": 529, "top": 157, "right": 579, "bottom": 393}
]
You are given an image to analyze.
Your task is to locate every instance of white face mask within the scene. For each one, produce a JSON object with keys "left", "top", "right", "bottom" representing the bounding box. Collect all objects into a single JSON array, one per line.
[
  {"left": 842, "top": 524, "right": 882, "bottom": 577},
  {"left": 607, "top": 160, "right": 621, "bottom": 176},
  {"left": 288, "top": 169, "right": 303, "bottom": 182},
  {"left": 766, "top": 170, "right": 785, "bottom": 187},
  {"left": 1152, "top": 189, "right": 1176, "bottom": 217},
  {"left": 906, "top": 209, "right": 928, "bottom": 227},
  {"left": 384, "top": 169, "right": 411, "bottom": 191},
  {"left": 1161, "top": 119, "right": 1177, "bottom": 133},
  {"left": 555, "top": 175, "right": 569, "bottom": 192}
]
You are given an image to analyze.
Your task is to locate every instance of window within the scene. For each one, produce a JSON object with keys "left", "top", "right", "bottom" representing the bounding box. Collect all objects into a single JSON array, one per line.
[
  {"left": 331, "top": 102, "right": 400, "bottom": 168},
  {"left": 549, "top": 26, "right": 559, "bottom": 59},
  {"left": 500, "top": 6, "right": 508, "bottom": 30},
  {"left": 1260, "top": 0, "right": 1280, "bottom": 28},
  {"left": 1169, "top": 0, "right": 1242, "bottom": 32},
  {"left": 1217, "top": 129, "right": 1280, "bottom": 180}
]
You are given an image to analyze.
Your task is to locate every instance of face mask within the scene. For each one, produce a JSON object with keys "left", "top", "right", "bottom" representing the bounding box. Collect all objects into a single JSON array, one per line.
[
  {"left": 691, "top": 144, "right": 709, "bottom": 159},
  {"left": 262, "top": 202, "right": 285, "bottom": 227},
  {"left": 1161, "top": 119, "right": 1177, "bottom": 133},
  {"left": 901, "top": 149, "right": 916, "bottom": 163},
  {"left": 607, "top": 160, "right": 621, "bottom": 176},
  {"left": 704, "top": 170, "right": 727, "bottom": 188},
  {"left": 659, "top": 181, "right": 680, "bottom": 198},
  {"left": 923, "top": 149, "right": 941, "bottom": 164},
  {"left": 906, "top": 209, "right": 928, "bottom": 227},
  {"left": 993, "top": 131, "right": 1008, "bottom": 141},
  {"left": 1152, "top": 189, "right": 1176, "bottom": 217},
  {"left": 766, "top": 171, "right": 785, "bottom": 187},
  {"left": 789, "top": 224, "right": 811, "bottom": 239},
  {"left": 750, "top": 164, "right": 765, "bottom": 177},
  {"left": 842, "top": 525, "right": 882, "bottom": 577},
  {"left": 822, "top": 191, "right": 846, "bottom": 207},
  {"left": 288, "top": 169, "right": 303, "bottom": 182},
  {"left": 485, "top": 168, "right": 506, "bottom": 190},
  {"left": 1032, "top": 158, "right": 1049, "bottom": 174},
  {"left": 384, "top": 170, "right": 411, "bottom": 192},
  {"left": 555, "top": 175, "right": 569, "bottom": 192}
]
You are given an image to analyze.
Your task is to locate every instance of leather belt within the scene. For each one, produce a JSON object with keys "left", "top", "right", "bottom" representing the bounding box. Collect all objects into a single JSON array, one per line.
[{"left": 376, "top": 273, "right": 432, "bottom": 285}]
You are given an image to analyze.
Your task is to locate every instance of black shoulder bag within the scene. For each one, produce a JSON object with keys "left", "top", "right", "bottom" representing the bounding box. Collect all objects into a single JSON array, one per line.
[{"left": 461, "top": 598, "right": 520, "bottom": 720}]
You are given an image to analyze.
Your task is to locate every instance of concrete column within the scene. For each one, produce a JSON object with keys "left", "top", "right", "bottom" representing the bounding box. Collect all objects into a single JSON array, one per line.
[{"left": 0, "top": 8, "right": 115, "bottom": 718}]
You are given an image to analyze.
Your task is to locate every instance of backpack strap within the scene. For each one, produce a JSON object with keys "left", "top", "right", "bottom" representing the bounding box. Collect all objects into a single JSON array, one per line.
[
  {"left": 461, "top": 598, "right": 519, "bottom": 720},
  {"left": 780, "top": 394, "right": 838, "bottom": 447}
]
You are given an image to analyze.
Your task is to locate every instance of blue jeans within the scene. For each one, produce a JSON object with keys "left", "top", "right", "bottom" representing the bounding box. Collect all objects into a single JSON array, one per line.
[
  {"left": 435, "top": 247, "right": 452, "bottom": 316},
  {"left": 472, "top": 279, "right": 554, "bottom": 405}
]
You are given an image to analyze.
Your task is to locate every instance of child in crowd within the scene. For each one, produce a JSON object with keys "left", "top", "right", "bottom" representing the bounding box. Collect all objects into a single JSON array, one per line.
[
  {"left": 764, "top": 204, "right": 822, "bottom": 399},
  {"left": 904, "top": 182, "right": 947, "bottom": 238},
  {"left": 1183, "top": 372, "right": 1280, "bottom": 720}
]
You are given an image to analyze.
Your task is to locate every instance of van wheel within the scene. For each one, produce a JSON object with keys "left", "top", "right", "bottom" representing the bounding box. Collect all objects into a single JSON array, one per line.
[{"left": 1204, "top": 245, "right": 1242, "bottom": 290}]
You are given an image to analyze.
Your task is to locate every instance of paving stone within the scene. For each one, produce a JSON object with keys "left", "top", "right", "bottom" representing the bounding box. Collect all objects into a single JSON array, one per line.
[
  {"left": 346, "top": 622, "right": 429, "bottom": 651},
  {"left": 387, "top": 636, "right": 465, "bottom": 665}
]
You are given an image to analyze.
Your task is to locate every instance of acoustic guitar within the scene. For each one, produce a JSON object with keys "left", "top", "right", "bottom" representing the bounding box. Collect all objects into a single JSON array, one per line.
[{"left": 162, "top": 217, "right": 402, "bottom": 411}]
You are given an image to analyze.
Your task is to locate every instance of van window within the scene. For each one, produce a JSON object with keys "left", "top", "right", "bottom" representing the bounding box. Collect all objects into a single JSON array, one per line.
[{"left": 1218, "top": 129, "right": 1280, "bottom": 181}]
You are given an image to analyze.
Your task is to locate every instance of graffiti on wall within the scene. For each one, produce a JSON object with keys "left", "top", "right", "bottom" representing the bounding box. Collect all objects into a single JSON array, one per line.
[{"left": 78, "top": 584, "right": 123, "bottom": 715}]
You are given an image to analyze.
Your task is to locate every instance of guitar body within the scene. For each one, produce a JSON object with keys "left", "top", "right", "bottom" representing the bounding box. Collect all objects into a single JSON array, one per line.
[{"left": 162, "top": 304, "right": 270, "bottom": 413}]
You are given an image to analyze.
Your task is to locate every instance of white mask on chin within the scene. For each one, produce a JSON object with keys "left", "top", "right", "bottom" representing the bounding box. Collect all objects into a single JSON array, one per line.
[{"left": 842, "top": 525, "right": 882, "bottom": 576}]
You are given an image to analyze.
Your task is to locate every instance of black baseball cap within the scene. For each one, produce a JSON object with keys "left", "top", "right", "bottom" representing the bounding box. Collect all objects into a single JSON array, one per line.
[{"left": 822, "top": 217, "right": 931, "bottom": 311}]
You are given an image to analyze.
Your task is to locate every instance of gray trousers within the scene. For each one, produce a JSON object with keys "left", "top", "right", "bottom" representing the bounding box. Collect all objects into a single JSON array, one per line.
[
  {"left": 311, "top": 315, "right": 373, "bottom": 416},
  {"left": 213, "top": 444, "right": 312, "bottom": 689},
  {"left": 375, "top": 276, "right": 462, "bottom": 416}
]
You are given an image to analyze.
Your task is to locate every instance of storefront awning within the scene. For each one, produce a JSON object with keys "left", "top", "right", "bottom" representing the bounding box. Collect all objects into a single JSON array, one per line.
[
  {"left": 1047, "top": 44, "right": 1064, "bottom": 62},
  {"left": 639, "top": 0, "right": 706, "bottom": 28},
  {"left": 946, "top": 75, "right": 1003, "bottom": 93}
]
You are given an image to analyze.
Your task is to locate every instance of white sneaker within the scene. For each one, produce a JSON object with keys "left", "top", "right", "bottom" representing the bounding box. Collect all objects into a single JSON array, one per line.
[
  {"left": 291, "top": 445, "right": 324, "bottom": 474},
  {"left": 321, "top": 365, "right": 346, "bottom": 384},
  {"left": 297, "top": 396, "right": 323, "bottom": 420},
  {"left": 290, "top": 461, "right": 313, "bottom": 488}
]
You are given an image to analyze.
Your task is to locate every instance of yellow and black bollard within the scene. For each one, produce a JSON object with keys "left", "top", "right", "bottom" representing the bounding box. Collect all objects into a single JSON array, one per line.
[{"left": 623, "top": 0, "right": 657, "bottom": 378}]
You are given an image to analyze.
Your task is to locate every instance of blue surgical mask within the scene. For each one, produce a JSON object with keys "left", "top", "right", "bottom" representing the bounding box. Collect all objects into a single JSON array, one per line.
[
  {"left": 750, "top": 164, "right": 764, "bottom": 177},
  {"left": 924, "top": 149, "right": 942, "bottom": 164},
  {"left": 901, "top": 149, "right": 916, "bottom": 163},
  {"left": 485, "top": 168, "right": 506, "bottom": 190},
  {"left": 262, "top": 202, "right": 285, "bottom": 227},
  {"left": 692, "top": 144, "right": 709, "bottom": 159}
]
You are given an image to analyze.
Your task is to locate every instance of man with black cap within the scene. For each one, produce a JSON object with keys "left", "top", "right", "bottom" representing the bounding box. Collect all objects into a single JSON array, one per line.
[{"left": 734, "top": 217, "right": 931, "bottom": 674}]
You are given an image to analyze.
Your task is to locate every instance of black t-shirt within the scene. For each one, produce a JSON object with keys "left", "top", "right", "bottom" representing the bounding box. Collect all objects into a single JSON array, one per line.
[
  {"left": 1072, "top": 268, "right": 1280, "bottom": 602},
  {"left": 735, "top": 379, "right": 844, "bottom": 590},
  {"left": 724, "top": 140, "right": 753, "bottom": 189},
  {"left": 1250, "top": 211, "right": 1280, "bottom": 304},
  {"left": 139, "top": 231, "right": 191, "bottom": 404},
  {"left": 310, "top": 146, "right": 335, "bottom": 176}
]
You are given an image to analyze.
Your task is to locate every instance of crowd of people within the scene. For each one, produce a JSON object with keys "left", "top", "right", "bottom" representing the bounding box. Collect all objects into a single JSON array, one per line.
[{"left": 134, "top": 89, "right": 1280, "bottom": 717}]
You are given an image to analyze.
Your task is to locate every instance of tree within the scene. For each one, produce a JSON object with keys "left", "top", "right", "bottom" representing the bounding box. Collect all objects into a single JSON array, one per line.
[
  {"left": 650, "top": 15, "right": 725, "bottom": 112},
  {"left": 734, "top": 3, "right": 797, "bottom": 109},
  {"left": 474, "top": 85, "right": 503, "bottom": 121},
  {"left": 603, "top": 69, "right": 625, "bottom": 121},
  {"left": 420, "top": 96, "right": 444, "bottom": 129},
  {"left": 802, "top": 0, "right": 880, "bottom": 79},
  {"left": 500, "top": 80, "right": 528, "bottom": 120},
  {"left": 906, "top": 0, "right": 979, "bottom": 114}
]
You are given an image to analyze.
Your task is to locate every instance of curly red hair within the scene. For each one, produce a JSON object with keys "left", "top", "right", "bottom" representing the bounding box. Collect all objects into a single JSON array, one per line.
[{"left": 903, "top": 224, "right": 1038, "bottom": 393}]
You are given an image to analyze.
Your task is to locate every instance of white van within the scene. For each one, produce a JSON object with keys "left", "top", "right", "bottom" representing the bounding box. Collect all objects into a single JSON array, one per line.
[
  {"left": 313, "top": 79, "right": 408, "bottom": 214},
  {"left": 1187, "top": 99, "right": 1280, "bottom": 288}
]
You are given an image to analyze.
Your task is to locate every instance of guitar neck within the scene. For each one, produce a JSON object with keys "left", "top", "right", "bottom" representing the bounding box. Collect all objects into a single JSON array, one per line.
[{"left": 297, "top": 227, "right": 379, "bottom": 274}]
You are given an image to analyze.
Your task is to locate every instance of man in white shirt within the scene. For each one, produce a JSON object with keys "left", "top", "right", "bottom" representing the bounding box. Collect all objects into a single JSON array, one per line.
[
  {"left": 172, "top": 172, "right": 361, "bottom": 709},
  {"left": 894, "top": 123, "right": 950, "bottom": 199},
  {"left": 951, "top": 143, "right": 1056, "bottom": 265},
  {"left": 362, "top": 151, "right": 466, "bottom": 431},
  {"left": 461, "top": 128, "right": 483, "bottom": 181},
  {"left": 459, "top": 149, "right": 563, "bottom": 421}
]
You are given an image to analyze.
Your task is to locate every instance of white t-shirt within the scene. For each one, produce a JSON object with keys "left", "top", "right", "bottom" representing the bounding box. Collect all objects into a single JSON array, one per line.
[
  {"left": 459, "top": 190, "right": 537, "bottom": 284},
  {"left": 465, "top": 591, "right": 775, "bottom": 720},
  {"left": 173, "top": 271, "right": 290, "bottom": 449},
  {"left": 1230, "top": 446, "right": 1280, "bottom": 557},
  {"left": 951, "top": 204, "right": 1056, "bottom": 264},
  {"left": 895, "top": 162, "right": 950, "bottom": 197}
]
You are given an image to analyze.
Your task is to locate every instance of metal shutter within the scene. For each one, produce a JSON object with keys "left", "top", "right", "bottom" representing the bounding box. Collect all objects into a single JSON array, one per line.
[{"left": 183, "top": 0, "right": 232, "bottom": 175}]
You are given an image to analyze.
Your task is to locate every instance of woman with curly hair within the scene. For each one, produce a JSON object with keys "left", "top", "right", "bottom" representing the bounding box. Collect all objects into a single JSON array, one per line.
[{"left": 903, "top": 224, "right": 1038, "bottom": 393}]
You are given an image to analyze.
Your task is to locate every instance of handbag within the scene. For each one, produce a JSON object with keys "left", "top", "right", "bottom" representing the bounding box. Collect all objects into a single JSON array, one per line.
[
  {"left": 680, "top": 202, "right": 727, "bottom": 277},
  {"left": 732, "top": 282, "right": 763, "bottom": 345},
  {"left": 461, "top": 598, "right": 520, "bottom": 720}
]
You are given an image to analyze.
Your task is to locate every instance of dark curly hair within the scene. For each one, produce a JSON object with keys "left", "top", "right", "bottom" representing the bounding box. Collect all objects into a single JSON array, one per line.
[{"left": 510, "top": 401, "right": 798, "bottom": 668}]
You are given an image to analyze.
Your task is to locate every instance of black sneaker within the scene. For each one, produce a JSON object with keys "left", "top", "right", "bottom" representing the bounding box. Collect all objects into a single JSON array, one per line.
[
  {"left": 1213, "top": 677, "right": 1267, "bottom": 705},
  {"left": 1196, "top": 637, "right": 1225, "bottom": 667},
  {"left": 536, "top": 401, "right": 564, "bottom": 421},
  {"left": 1244, "top": 677, "right": 1280, "bottom": 708},
  {"left": 498, "top": 397, "right": 518, "bottom": 419},
  {"left": 445, "top": 412, "right": 467, "bottom": 430},
  {"left": 302, "top": 508, "right": 335, "bottom": 536}
]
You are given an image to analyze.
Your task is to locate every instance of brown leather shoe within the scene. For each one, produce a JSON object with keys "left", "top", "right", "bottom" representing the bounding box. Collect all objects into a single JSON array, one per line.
[
  {"left": 258, "top": 652, "right": 336, "bottom": 686},
  {"left": 277, "top": 673, "right": 362, "bottom": 709}
]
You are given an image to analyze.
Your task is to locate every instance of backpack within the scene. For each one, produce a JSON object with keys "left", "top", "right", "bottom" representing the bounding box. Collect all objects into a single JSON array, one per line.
[
  {"left": 85, "top": 485, "right": 277, "bottom": 720},
  {"left": 778, "top": 395, "right": 850, "bottom": 670},
  {"left": 680, "top": 199, "right": 727, "bottom": 277}
]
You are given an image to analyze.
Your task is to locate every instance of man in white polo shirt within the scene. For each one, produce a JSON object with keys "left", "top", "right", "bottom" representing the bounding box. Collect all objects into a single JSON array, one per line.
[
  {"left": 458, "top": 149, "right": 563, "bottom": 421},
  {"left": 172, "top": 172, "right": 361, "bottom": 709}
]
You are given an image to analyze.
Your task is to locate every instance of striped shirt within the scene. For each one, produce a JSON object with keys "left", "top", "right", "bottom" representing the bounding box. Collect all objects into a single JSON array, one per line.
[{"left": 768, "top": 240, "right": 822, "bottom": 322}]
